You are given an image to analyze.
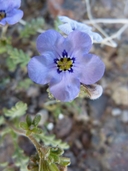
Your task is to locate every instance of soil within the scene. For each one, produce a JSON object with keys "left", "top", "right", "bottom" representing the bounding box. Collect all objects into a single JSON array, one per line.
[{"left": 0, "top": 0, "right": 128, "bottom": 171}]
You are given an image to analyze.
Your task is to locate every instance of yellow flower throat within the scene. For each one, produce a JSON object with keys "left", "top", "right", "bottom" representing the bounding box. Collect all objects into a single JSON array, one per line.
[
  {"left": 57, "top": 57, "right": 73, "bottom": 71},
  {"left": 0, "top": 11, "right": 6, "bottom": 20}
]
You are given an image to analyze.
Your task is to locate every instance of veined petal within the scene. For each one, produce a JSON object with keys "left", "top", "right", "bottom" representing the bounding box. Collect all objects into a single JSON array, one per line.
[
  {"left": 56, "top": 36, "right": 73, "bottom": 57},
  {"left": 36, "top": 29, "right": 62, "bottom": 54},
  {"left": 0, "top": 0, "right": 21, "bottom": 11},
  {"left": 58, "top": 16, "right": 103, "bottom": 43},
  {"left": 58, "top": 16, "right": 92, "bottom": 31},
  {"left": 90, "top": 31, "right": 103, "bottom": 42},
  {"left": 28, "top": 54, "right": 56, "bottom": 85},
  {"left": 67, "top": 31, "right": 92, "bottom": 54},
  {"left": 74, "top": 54, "right": 105, "bottom": 85},
  {"left": 58, "top": 23, "right": 73, "bottom": 34},
  {"left": 58, "top": 16, "right": 73, "bottom": 23},
  {"left": 49, "top": 73, "right": 80, "bottom": 102},
  {"left": 1, "top": 9, "right": 23, "bottom": 25}
]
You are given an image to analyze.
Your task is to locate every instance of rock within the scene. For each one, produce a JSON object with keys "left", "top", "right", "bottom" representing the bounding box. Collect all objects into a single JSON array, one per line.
[
  {"left": 37, "top": 109, "right": 48, "bottom": 126},
  {"left": 47, "top": 122, "right": 54, "bottom": 130},
  {"left": 121, "top": 110, "right": 128, "bottom": 123},
  {"left": 112, "top": 86, "right": 128, "bottom": 106},
  {"left": 112, "top": 108, "right": 122, "bottom": 116},
  {"left": 55, "top": 117, "right": 73, "bottom": 138},
  {"left": 27, "top": 86, "right": 40, "bottom": 97},
  {"left": 0, "top": 135, "right": 14, "bottom": 164},
  {"left": 89, "top": 95, "right": 109, "bottom": 120},
  {"left": 105, "top": 134, "right": 128, "bottom": 171}
]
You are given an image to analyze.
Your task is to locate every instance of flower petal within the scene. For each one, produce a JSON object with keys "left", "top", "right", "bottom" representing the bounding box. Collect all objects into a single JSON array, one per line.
[
  {"left": 58, "top": 23, "right": 73, "bottom": 34},
  {"left": 28, "top": 53, "right": 57, "bottom": 85},
  {"left": 49, "top": 72, "right": 80, "bottom": 102},
  {"left": 93, "top": 32, "right": 103, "bottom": 42},
  {"left": 74, "top": 54, "right": 105, "bottom": 85},
  {"left": 67, "top": 31, "right": 92, "bottom": 54},
  {"left": 0, "top": 9, "right": 23, "bottom": 25},
  {"left": 58, "top": 16, "right": 103, "bottom": 43},
  {"left": 58, "top": 16, "right": 92, "bottom": 31},
  {"left": 0, "top": 0, "right": 21, "bottom": 11},
  {"left": 36, "top": 29, "right": 62, "bottom": 54}
]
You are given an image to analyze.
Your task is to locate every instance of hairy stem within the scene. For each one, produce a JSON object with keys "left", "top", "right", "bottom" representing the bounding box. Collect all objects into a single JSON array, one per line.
[{"left": 5, "top": 119, "right": 47, "bottom": 159}]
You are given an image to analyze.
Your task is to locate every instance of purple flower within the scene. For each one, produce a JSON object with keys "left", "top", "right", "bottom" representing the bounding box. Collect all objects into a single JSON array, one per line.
[
  {"left": 0, "top": 0, "right": 23, "bottom": 26},
  {"left": 28, "top": 29, "right": 105, "bottom": 102},
  {"left": 58, "top": 16, "right": 103, "bottom": 43}
]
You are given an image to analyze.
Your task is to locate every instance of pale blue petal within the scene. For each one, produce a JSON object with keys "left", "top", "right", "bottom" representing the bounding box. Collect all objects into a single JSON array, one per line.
[
  {"left": 67, "top": 30, "right": 92, "bottom": 54},
  {"left": 0, "top": 0, "right": 21, "bottom": 11},
  {"left": 36, "top": 29, "right": 62, "bottom": 54},
  {"left": 58, "top": 23, "right": 73, "bottom": 34},
  {"left": 28, "top": 54, "right": 56, "bottom": 85},
  {"left": 1, "top": 9, "right": 23, "bottom": 25},
  {"left": 74, "top": 53, "right": 105, "bottom": 85},
  {"left": 49, "top": 72, "right": 80, "bottom": 102}
]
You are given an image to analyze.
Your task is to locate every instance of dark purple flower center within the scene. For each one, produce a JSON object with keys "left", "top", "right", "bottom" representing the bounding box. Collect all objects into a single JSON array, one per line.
[
  {"left": 54, "top": 50, "right": 75, "bottom": 73},
  {"left": 0, "top": 10, "right": 6, "bottom": 20}
]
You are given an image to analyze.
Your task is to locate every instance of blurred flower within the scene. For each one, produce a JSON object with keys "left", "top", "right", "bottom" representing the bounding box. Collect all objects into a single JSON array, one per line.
[
  {"left": 58, "top": 16, "right": 103, "bottom": 43},
  {"left": 0, "top": 0, "right": 23, "bottom": 26},
  {"left": 28, "top": 29, "right": 105, "bottom": 102}
]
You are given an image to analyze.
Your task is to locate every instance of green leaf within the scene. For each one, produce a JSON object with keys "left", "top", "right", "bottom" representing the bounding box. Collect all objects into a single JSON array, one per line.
[
  {"left": 26, "top": 130, "right": 32, "bottom": 136},
  {"left": 49, "top": 153, "right": 60, "bottom": 163},
  {"left": 0, "top": 38, "right": 11, "bottom": 54},
  {"left": 32, "top": 127, "right": 42, "bottom": 134},
  {"left": 59, "top": 157, "right": 70, "bottom": 166},
  {"left": 0, "top": 162, "right": 8, "bottom": 167},
  {"left": 20, "top": 122, "right": 28, "bottom": 130},
  {"left": 12, "top": 146, "right": 29, "bottom": 170},
  {"left": 36, "top": 132, "right": 69, "bottom": 150},
  {"left": 0, "top": 116, "right": 5, "bottom": 125},
  {"left": 6, "top": 46, "right": 30, "bottom": 71},
  {"left": 50, "top": 147, "right": 64, "bottom": 156},
  {"left": 20, "top": 18, "right": 44, "bottom": 38},
  {"left": 26, "top": 115, "right": 32, "bottom": 126},
  {"left": 49, "top": 163, "right": 59, "bottom": 171},
  {"left": 3, "top": 168, "right": 14, "bottom": 171},
  {"left": 33, "top": 115, "right": 41, "bottom": 126},
  {"left": 3, "top": 101, "right": 27, "bottom": 118},
  {"left": 41, "top": 160, "right": 50, "bottom": 171},
  {"left": 17, "top": 78, "right": 33, "bottom": 90},
  {"left": 6, "top": 57, "right": 17, "bottom": 71}
]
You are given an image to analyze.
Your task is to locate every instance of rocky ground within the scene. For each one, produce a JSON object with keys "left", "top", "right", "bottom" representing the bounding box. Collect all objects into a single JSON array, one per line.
[{"left": 0, "top": 0, "right": 128, "bottom": 171}]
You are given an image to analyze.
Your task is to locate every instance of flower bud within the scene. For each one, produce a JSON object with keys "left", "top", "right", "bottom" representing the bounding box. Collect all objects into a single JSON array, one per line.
[{"left": 79, "top": 84, "right": 103, "bottom": 99}]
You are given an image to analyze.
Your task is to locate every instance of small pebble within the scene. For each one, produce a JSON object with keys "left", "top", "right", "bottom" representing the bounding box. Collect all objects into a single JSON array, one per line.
[
  {"left": 121, "top": 110, "right": 128, "bottom": 123},
  {"left": 112, "top": 108, "right": 121, "bottom": 116},
  {"left": 47, "top": 123, "right": 54, "bottom": 130}
]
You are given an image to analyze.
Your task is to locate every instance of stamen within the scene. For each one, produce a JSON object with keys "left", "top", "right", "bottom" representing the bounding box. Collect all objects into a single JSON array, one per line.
[
  {"left": 57, "top": 68, "right": 62, "bottom": 73},
  {"left": 69, "top": 68, "right": 73, "bottom": 73},
  {"left": 62, "top": 50, "right": 68, "bottom": 57},
  {"left": 54, "top": 59, "right": 59, "bottom": 64},
  {"left": 71, "top": 57, "right": 75, "bottom": 63}
]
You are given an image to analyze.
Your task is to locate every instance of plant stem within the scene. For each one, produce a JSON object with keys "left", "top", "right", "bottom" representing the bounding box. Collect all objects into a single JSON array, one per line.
[
  {"left": 28, "top": 135, "right": 42, "bottom": 156},
  {"left": 1, "top": 24, "right": 8, "bottom": 38},
  {"left": 5, "top": 119, "right": 48, "bottom": 160}
]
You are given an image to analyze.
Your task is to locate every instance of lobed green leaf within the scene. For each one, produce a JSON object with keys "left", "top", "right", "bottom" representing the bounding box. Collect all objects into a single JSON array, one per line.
[
  {"left": 3, "top": 101, "right": 27, "bottom": 118},
  {"left": 20, "top": 18, "right": 44, "bottom": 38}
]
